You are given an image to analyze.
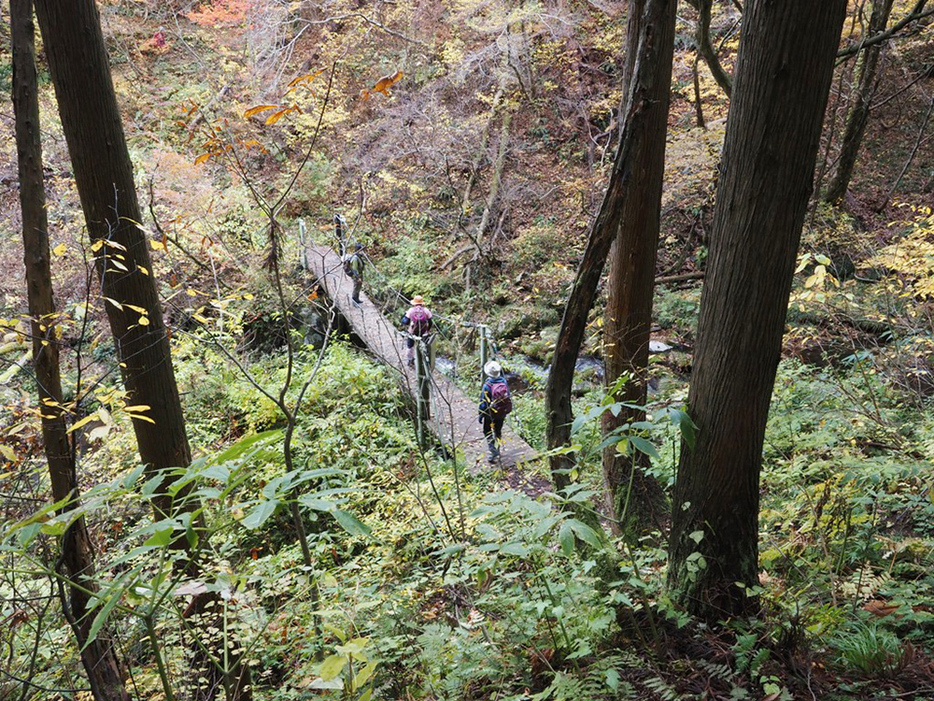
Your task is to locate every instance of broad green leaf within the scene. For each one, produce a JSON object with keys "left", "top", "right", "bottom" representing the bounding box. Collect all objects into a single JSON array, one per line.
[
  {"left": 243, "top": 499, "right": 279, "bottom": 530},
  {"left": 567, "top": 519, "right": 602, "bottom": 548},
  {"left": 595, "top": 434, "right": 624, "bottom": 453},
  {"left": 18, "top": 522, "right": 42, "bottom": 548},
  {"left": 534, "top": 515, "right": 560, "bottom": 538},
  {"left": 499, "top": 542, "right": 529, "bottom": 557},
  {"left": 558, "top": 522, "right": 574, "bottom": 557},
  {"left": 319, "top": 653, "right": 347, "bottom": 681},
  {"left": 337, "top": 637, "right": 368, "bottom": 658},
  {"left": 331, "top": 509, "right": 371, "bottom": 537},
  {"left": 353, "top": 661, "right": 377, "bottom": 690},
  {"left": 141, "top": 474, "right": 164, "bottom": 499},
  {"left": 629, "top": 436, "right": 660, "bottom": 460},
  {"left": 300, "top": 495, "right": 336, "bottom": 511},
  {"left": 40, "top": 519, "right": 67, "bottom": 537},
  {"left": 201, "top": 464, "right": 231, "bottom": 482},
  {"left": 144, "top": 526, "right": 175, "bottom": 547},
  {"left": 669, "top": 409, "right": 698, "bottom": 450},
  {"left": 83, "top": 592, "right": 122, "bottom": 650},
  {"left": 213, "top": 429, "right": 283, "bottom": 464},
  {"left": 122, "top": 464, "right": 146, "bottom": 489}
]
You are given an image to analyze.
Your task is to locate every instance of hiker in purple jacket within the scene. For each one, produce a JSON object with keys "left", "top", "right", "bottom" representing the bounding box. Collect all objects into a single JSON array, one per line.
[
  {"left": 478, "top": 361, "right": 512, "bottom": 464},
  {"left": 401, "top": 295, "right": 433, "bottom": 367}
]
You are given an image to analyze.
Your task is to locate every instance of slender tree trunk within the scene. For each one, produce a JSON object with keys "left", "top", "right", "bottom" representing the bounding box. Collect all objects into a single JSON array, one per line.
[
  {"left": 824, "top": 0, "right": 896, "bottom": 204},
  {"left": 667, "top": 0, "right": 847, "bottom": 620},
  {"left": 33, "top": 0, "right": 191, "bottom": 517},
  {"left": 694, "top": 0, "right": 733, "bottom": 97},
  {"left": 601, "top": 0, "right": 675, "bottom": 536},
  {"left": 545, "top": 0, "right": 676, "bottom": 491},
  {"left": 11, "top": 2, "right": 129, "bottom": 699}
]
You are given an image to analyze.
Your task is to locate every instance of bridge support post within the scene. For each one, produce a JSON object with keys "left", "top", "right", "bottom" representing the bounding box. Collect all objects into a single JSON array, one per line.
[
  {"left": 479, "top": 324, "right": 489, "bottom": 383},
  {"left": 415, "top": 337, "right": 431, "bottom": 447}
]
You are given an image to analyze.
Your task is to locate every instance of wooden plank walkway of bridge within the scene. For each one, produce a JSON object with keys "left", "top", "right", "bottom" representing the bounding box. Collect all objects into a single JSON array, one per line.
[{"left": 305, "top": 246, "right": 538, "bottom": 471}]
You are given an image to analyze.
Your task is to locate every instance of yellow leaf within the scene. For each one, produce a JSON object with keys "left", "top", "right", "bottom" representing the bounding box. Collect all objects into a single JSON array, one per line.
[
  {"left": 0, "top": 445, "right": 16, "bottom": 462},
  {"left": 128, "top": 413, "right": 156, "bottom": 424},
  {"left": 67, "top": 413, "right": 99, "bottom": 434},
  {"left": 123, "top": 405, "right": 151, "bottom": 413},
  {"left": 137, "top": 316, "right": 150, "bottom": 326},
  {"left": 244, "top": 104, "right": 279, "bottom": 118},
  {"left": 52, "top": 243, "right": 68, "bottom": 256},
  {"left": 124, "top": 304, "right": 148, "bottom": 315},
  {"left": 194, "top": 153, "right": 212, "bottom": 165},
  {"left": 265, "top": 107, "right": 293, "bottom": 125},
  {"left": 150, "top": 239, "right": 166, "bottom": 251}
]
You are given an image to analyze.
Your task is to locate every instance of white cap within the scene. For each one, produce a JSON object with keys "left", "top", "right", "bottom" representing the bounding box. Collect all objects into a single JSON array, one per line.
[{"left": 484, "top": 361, "right": 502, "bottom": 377}]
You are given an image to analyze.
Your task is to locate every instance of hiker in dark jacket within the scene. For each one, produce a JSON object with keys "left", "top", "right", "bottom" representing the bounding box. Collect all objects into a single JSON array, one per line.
[
  {"left": 343, "top": 242, "right": 365, "bottom": 305},
  {"left": 401, "top": 295, "right": 433, "bottom": 367},
  {"left": 478, "top": 360, "right": 512, "bottom": 464}
]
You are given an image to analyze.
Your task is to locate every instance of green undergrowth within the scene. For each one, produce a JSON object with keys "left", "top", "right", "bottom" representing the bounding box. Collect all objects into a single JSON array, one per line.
[
  {"left": 3, "top": 266, "right": 934, "bottom": 700},
  {"left": 2, "top": 314, "right": 934, "bottom": 699}
]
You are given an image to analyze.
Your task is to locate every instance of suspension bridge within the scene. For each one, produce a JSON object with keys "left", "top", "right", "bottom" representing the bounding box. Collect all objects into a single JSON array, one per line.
[{"left": 304, "top": 246, "right": 539, "bottom": 472}]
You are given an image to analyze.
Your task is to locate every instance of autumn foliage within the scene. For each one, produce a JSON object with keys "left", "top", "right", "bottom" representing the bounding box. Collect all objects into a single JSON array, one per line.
[{"left": 186, "top": 0, "right": 249, "bottom": 28}]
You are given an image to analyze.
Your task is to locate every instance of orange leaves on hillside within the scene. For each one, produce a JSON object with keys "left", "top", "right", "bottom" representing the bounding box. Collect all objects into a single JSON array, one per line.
[
  {"left": 186, "top": 0, "right": 248, "bottom": 28},
  {"left": 243, "top": 104, "right": 298, "bottom": 125},
  {"left": 360, "top": 70, "right": 403, "bottom": 100}
]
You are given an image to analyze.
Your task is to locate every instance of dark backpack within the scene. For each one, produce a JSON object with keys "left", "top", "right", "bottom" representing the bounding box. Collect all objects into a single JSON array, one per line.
[
  {"left": 408, "top": 307, "right": 431, "bottom": 336},
  {"left": 490, "top": 381, "right": 512, "bottom": 415},
  {"left": 343, "top": 253, "right": 362, "bottom": 278}
]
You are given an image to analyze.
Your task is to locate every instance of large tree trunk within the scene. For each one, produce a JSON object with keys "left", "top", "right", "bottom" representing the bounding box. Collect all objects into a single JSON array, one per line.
[
  {"left": 545, "top": 0, "right": 676, "bottom": 491},
  {"left": 667, "top": 0, "right": 847, "bottom": 620},
  {"left": 33, "top": 0, "right": 191, "bottom": 517},
  {"left": 824, "top": 0, "right": 896, "bottom": 204},
  {"left": 11, "top": 2, "right": 129, "bottom": 699},
  {"left": 601, "top": 0, "right": 675, "bottom": 537}
]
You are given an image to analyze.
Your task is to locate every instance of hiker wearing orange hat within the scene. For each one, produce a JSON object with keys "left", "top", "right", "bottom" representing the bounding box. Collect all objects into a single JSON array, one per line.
[{"left": 400, "top": 296, "right": 433, "bottom": 367}]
